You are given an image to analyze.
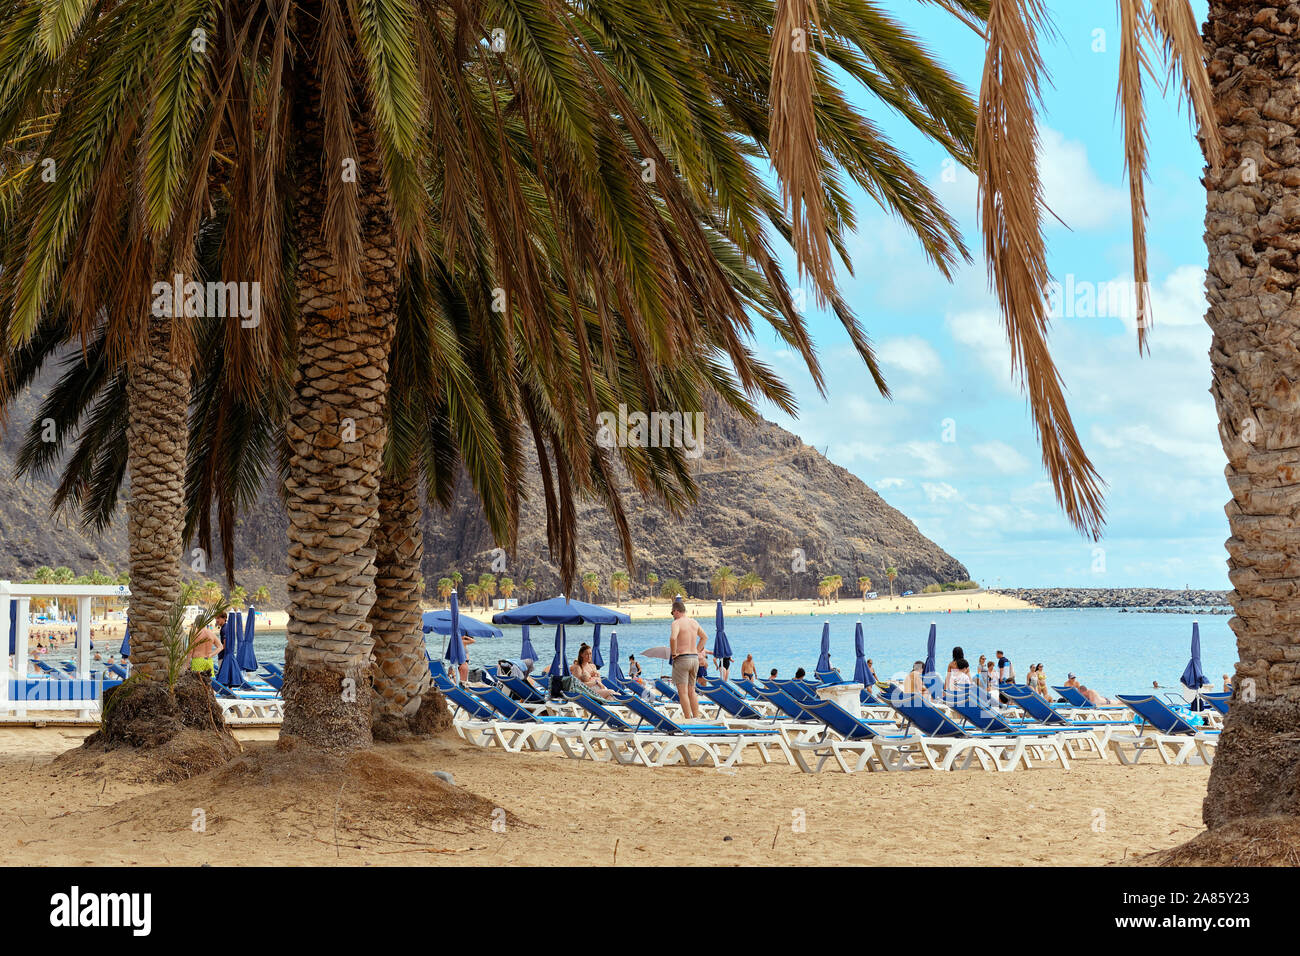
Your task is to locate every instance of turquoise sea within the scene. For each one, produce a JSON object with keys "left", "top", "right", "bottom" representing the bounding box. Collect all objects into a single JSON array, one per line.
[{"left": 238, "top": 607, "right": 1234, "bottom": 698}]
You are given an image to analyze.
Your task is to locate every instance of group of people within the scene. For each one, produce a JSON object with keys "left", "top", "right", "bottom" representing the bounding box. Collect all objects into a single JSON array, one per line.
[{"left": 895, "top": 645, "right": 1117, "bottom": 706}]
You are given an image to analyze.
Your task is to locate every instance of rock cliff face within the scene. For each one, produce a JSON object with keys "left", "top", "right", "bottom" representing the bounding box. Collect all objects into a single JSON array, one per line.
[
  {"left": 420, "top": 393, "right": 968, "bottom": 599},
  {"left": 1, "top": 373, "right": 969, "bottom": 602}
]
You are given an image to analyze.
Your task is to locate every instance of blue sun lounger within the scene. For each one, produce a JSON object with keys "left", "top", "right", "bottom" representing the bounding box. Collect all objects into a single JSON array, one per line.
[
  {"left": 1051, "top": 685, "right": 1128, "bottom": 712},
  {"left": 1002, "top": 685, "right": 1128, "bottom": 730},
  {"left": 1109, "top": 694, "right": 1220, "bottom": 765},
  {"left": 653, "top": 678, "right": 680, "bottom": 702},
  {"left": 888, "top": 693, "right": 1098, "bottom": 770},
  {"left": 596, "top": 692, "right": 791, "bottom": 768},
  {"left": 1198, "top": 691, "right": 1231, "bottom": 716}
]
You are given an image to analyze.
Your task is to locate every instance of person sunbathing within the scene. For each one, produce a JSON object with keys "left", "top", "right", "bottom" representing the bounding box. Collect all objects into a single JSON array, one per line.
[{"left": 571, "top": 643, "right": 615, "bottom": 699}]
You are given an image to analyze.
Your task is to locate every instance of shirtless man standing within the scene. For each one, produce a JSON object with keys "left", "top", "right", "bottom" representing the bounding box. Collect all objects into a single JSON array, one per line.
[{"left": 669, "top": 597, "right": 708, "bottom": 719}]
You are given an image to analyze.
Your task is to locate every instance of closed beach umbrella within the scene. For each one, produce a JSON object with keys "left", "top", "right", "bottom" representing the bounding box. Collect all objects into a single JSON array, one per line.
[
  {"left": 592, "top": 624, "right": 604, "bottom": 669},
  {"left": 238, "top": 607, "right": 259, "bottom": 671},
  {"left": 1180, "top": 621, "right": 1208, "bottom": 690},
  {"left": 215, "top": 622, "right": 244, "bottom": 688},
  {"left": 816, "top": 621, "right": 832, "bottom": 672},
  {"left": 7, "top": 600, "right": 15, "bottom": 655},
  {"left": 923, "top": 622, "right": 937, "bottom": 676},
  {"left": 853, "top": 621, "right": 875, "bottom": 685},
  {"left": 713, "top": 601, "right": 733, "bottom": 661},
  {"left": 550, "top": 624, "right": 570, "bottom": 677},
  {"left": 607, "top": 631, "right": 625, "bottom": 682},
  {"left": 445, "top": 591, "right": 468, "bottom": 669},
  {"left": 520, "top": 624, "right": 538, "bottom": 665},
  {"left": 119, "top": 626, "right": 130, "bottom": 658}
]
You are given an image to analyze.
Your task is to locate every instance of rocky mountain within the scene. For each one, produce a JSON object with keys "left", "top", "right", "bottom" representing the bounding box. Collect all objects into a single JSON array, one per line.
[{"left": 0, "top": 370, "right": 970, "bottom": 604}]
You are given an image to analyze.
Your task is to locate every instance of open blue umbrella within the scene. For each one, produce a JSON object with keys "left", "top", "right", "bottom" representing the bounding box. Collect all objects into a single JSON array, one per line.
[
  {"left": 422, "top": 609, "right": 502, "bottom": 638},
  {"left": 607, "top": 631, "right": 625, "bottom": 682},
  {"left": 492, "top": 595, "right": 630, "bottom": 626},
  {"left": 237, "top": 607, "right": 259, "bottom": 671},
  {"left": 853, "top": 621, "right": 875, "bottom": 685},
  {"left": 713, "top": 600, "right": 733, "bottom": 661},
  {"left": 520, "top": 624, "right": 538, "bottom": 664},
  {"left": 214, "top": 620, "right": 244, "bottom": 688},
  {"left": 816, "top": 621, "right": 832, "bottom": 672},
  {"left": 1180, "top": 621, "right": 1209, "bottom": 690},
  {"left": 591, "top": 624, "right": 604, "bottom": 669},
  {"left": 549, "top": 624, "right": 570, "bottom": 677},
  {"left": 119, "top": 626, "right": 130, "bottom": 658},
  {"left": 445, "top": 590, "right": 468, "bottom": 670}
]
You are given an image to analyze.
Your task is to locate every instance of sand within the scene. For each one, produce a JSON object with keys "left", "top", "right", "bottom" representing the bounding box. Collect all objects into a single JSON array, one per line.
[
  {"left": 435, "top": 590, "right": 1036, "bottom": 625},
  {"left": 0, "top": 726, "right": 1206, "bottom": 866}
]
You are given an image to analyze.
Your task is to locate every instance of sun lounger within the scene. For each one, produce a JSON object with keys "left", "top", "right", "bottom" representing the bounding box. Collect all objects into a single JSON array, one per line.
[
  {"left": 1109, "top": 695, "right": 1220, "bottom": 765},
  {"left": 593, "top": 693, "right": 791, "bottom": 768},
  {"left": 1051, "top": 685, "right": 1129, "bottom": 716},
  {"left": 886, "top": 693, "right": 1091, "bottom": 771},
  {"left": 1199, "top": 691, "right": 1231, "bottom": 716},
  {"left": 780, "top": 697, "right": 933, "bottom": 773},
  {"left": 653, "top": 678, "right": 680, "bottom": 702},
  {"left": 1001, "top": 685, "right": 1127, "bottom": 747},
  {"left": 942, "top": 691, "right": 1107, "bottom": 760},
  {"left": 210, "top": 680, "right": 283, "bottom": 721}
]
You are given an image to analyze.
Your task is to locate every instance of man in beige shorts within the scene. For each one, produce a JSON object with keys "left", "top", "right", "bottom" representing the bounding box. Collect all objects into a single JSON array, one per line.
[{"left": 669, "top": 597, "right": 708, "bottom": 719}]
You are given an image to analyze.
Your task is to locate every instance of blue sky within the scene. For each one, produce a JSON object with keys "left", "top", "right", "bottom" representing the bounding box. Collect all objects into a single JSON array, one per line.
[{"left": 754, "top": 1, "right": 1225, "bottom": 590}]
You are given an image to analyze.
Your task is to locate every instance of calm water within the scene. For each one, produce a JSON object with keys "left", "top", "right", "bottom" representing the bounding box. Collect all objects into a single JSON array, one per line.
[{"left": 236, "top": 607, "right": 1234, "bottom": 698}]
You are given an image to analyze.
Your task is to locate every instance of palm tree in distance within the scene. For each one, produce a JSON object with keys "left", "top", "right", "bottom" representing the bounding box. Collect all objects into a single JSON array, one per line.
[
  {"left": 581, "top": 573, "right": 600, "bottom": 603},
  {"left": 858, "top": 576, "right": 873, "bottom": 605},
  {"left": 712, "top": 567, "right": 739, "bottom": 604},
  {"left": 610, "top": 571, "right": 630, "bottom": 607},
  {"left": 739, "top": 571, "right": 765, "bottom": 605},
  {"left": 885, "top": 567, "right": 899, "bottom": 599}
]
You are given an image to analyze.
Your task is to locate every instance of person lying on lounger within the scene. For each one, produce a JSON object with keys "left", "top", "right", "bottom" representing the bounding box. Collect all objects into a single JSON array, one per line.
[{"left": 572, "top": 643, "right": 615, "bottom": 699}]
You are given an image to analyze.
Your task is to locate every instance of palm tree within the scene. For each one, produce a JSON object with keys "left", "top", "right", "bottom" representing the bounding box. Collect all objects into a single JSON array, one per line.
[
  {"left": 646, "top": 572, "right": 660, "bottom": 605},
  {"left": 581, "top": 573, "right": 600, "bottom": 603},
  {"left": 660, "top": 578, "right": 686, "bottom": 602},
  {"left": 4, "top": 1, "right": 991, "bottom": 753},
  {"left": 522, "top": 578, "right": 536, "bottom": 603},
  {"left": 817, "top": 578, "right": 833, "bottom": 605},
  {"left": 739, "top": 572, "right": 765, "bottom": 605},
  {"left": 827, "top": 574, "right": 843, "bottom": 604},
  {"left": 610, "top": 571, "right": 630, "bottom": 607},
  {"left": 463, "top": 583, "right": 482, "bottom": 610},
  {"left": 229, "top": 585, "right": 247, "bottom": 610},
  {"left": 499, "top": 577, "right": 515, "bottom": 606},
  {"left": 885, "top": 567, "right": 899, "bottom": 599},
  {"left": 477, "top": 574, "right": 498, "bottom": 613},
  {"left": 252, "top": 586, "right": 271, "bottom": 607},
  {"left": 712, "top": 567, "right": 739, "bottom": 604},
  {"left": 436, "top": 578, "right": 453, "bottom": 607},
  {"left": 858, "top": 576, "right": 873, "bottom": 604}
]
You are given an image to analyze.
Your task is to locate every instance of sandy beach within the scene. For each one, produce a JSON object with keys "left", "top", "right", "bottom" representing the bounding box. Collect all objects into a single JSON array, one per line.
[
  {"left": 0, "top": 726, "right": 1205, "bottom": 866},
  {"left": 439, "top": 590, "right": 1036, "bottom": 625}
]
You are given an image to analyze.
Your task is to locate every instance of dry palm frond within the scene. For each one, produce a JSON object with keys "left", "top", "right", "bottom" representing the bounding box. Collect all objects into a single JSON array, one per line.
[
  {"left": 770, "top": 0, "right": 835, "bottom": 305},
  {"left": 1117, "top": 0, "right": 1153, "bottom": 351},
  {"left": 977, "top": 0, "right": 1106, "bottom": 539}
]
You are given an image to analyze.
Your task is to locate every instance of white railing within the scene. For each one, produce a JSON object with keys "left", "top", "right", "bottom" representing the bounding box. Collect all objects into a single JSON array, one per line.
[{"left": 1, "top": 581, "right": 131, "bottom": 718}]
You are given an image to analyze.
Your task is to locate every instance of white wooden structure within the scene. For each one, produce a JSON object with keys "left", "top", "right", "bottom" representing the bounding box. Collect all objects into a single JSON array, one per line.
[{"left": 1, "top": 580, "right": 130, "bottom": 718}]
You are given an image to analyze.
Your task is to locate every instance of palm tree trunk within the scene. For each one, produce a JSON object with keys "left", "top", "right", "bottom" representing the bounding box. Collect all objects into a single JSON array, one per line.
[
  {"left": 279, "top": 36, "right": 396, "bottom": 751},
  {"left": 1202, "top": 0, "right": 1300, "bottom": 826},
  {"left": 124, "top": 315, "right": 190, "bottom": 679},
  {"left": 369, "top": 465, "right": 450, "bottom": 739}
]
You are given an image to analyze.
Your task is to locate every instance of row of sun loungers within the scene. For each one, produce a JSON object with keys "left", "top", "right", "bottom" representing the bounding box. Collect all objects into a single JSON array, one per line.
[{"left": 438, "top": 668, "right": 1221, "bottom": 772}]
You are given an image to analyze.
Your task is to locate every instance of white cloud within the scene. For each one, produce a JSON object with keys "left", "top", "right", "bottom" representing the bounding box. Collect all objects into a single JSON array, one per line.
[
  {"left": 922, "top": 481, "right": 961, "bottom": 503},
  {"left": 946, "top": 307, "right": 1016, "bottom": 393},
  {"left": 877, "top": 337, "right": 943, "bottom": 378},
  {"left": 971, "top": 441, "right": 1030, "bottom": 474},
  {"left": 876, "top": 477, "right": 907, "bottom": 490},
  {"left": 1039, "top": 128, "right": 1128, "bottom": 231}
]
